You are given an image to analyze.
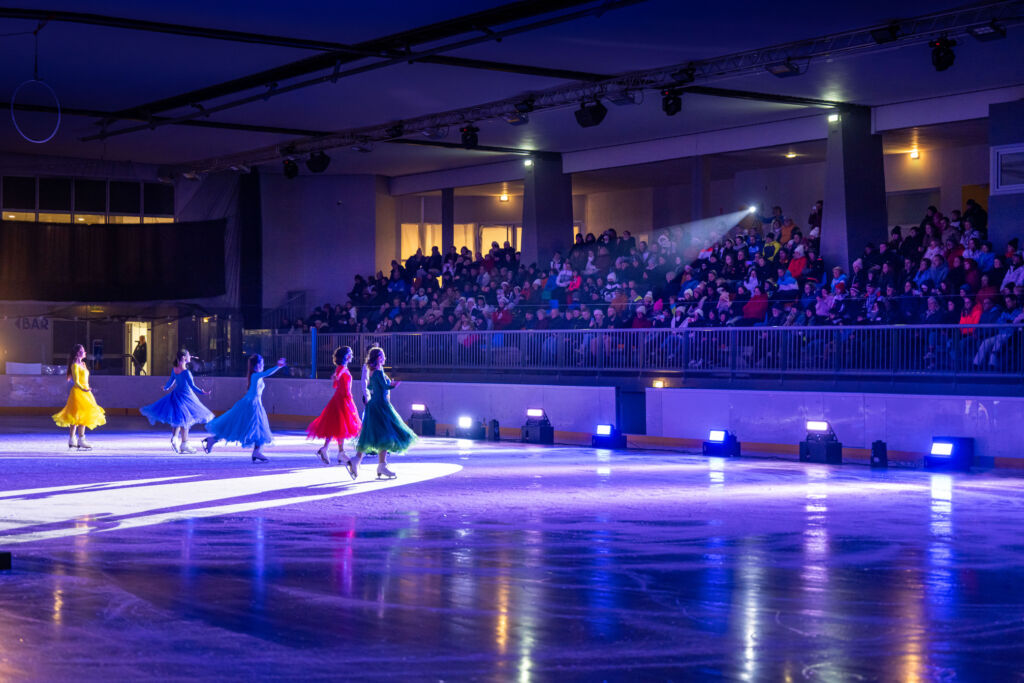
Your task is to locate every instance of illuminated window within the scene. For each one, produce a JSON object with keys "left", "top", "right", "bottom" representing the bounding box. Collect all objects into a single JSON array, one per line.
[
  {"left": 142, "top": 216, "right": 175, "bottom": 223},
  {"left": 4, "top": 211, "right": 35, "bottom": 222},
  {"left": 109, "top": 215, "right": 142, "bottom": 224},
  {"left": 38, "top": 213, "right": 72, "bottom": 223},
  {"left": 75, "top": 213, "right": 106, "bottom": 225}
]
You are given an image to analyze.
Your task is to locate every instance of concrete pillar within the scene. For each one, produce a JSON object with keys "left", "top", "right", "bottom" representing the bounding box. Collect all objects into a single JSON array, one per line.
[
  {"left": 821, "top": 107, "right": 888, "bottom": 271},
  {"left": 521, "top": 154, "right": 573, "bottom": 267},
  {"left": 441, "top": 188, "right": 455, "bottom": 255},
  {"left": 989, "top": 99, "right": 1024, "bottom": 250},
  {"left": 691, "top": 155, "right": 710, "bottom": 221},
  {"left": 238, "top": 170, "right": 262, "bottom": 328}
]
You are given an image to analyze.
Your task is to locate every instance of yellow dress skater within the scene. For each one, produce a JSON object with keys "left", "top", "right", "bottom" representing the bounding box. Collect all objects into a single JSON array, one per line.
[{"left": 52, "top": 363, "right": 107, "bottom": 430}]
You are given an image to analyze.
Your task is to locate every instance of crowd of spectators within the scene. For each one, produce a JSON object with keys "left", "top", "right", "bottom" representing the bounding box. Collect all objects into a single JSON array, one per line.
[
  {"left": 284, "top": 198, "right": 1015, "bottom": 324},
  {"left": 278, "top": 197, "right": 1021, "bottom": 368}
]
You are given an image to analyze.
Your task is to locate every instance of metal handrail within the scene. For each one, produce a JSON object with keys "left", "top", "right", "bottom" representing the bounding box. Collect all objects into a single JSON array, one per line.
[{"left": 241, "top": 324, "right": 1024, "bottom": 380}]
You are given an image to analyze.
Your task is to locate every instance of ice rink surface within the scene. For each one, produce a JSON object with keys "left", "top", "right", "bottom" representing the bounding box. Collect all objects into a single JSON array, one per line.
[{"left": 1, "top": 416, "right": 1023, "bottom": 680}]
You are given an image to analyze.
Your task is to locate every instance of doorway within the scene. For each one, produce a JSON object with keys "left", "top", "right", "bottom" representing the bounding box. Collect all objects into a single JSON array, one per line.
[{"left": 125, "top": 321, "right": 152, "bottom": 376}]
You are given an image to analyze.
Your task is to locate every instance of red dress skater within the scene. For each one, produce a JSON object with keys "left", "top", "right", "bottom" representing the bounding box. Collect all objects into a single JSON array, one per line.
[{"left": 307, "top": 367, "right": 362, "bottom": 441}]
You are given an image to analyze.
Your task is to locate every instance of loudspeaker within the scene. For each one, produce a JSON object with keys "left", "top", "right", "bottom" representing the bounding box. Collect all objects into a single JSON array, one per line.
[
  {"left": 799, "top": 440, "right": 843, "bottom": 464},
  {"left": 521, "top": 422, "right": 554, "bottom": 444},
  {"left": 487, "top": 419, "right": 501, "bottom": 441},
  {"left": 0, "top": 552, "right": 10, "bottom": 571},
  {"left": 870, "top": 440, "right": 888, "bottom": 468},
  {"left": 409, "top": 416, "right": 436, "bottom": 437}
]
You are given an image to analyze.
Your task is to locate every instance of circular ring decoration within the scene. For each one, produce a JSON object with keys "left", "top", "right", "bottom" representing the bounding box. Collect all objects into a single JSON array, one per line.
[{"left": 10, "top": 79, "right": 61, "bottom": 144}]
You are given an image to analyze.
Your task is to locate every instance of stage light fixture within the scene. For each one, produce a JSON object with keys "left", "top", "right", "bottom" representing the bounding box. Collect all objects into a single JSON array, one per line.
[
  {"left": 828, "top": 113, "right": 840, "bottom": 123},
  {"left": 460, "top": 124, "right": 479, "bottom": 147},
  {"left": 930, "top": 35, "right": 956, "bottom": 71},
  {"left": 523, "top": 158, "right": 533, "bottom": 167},
  {"left": 910, "top": 149, "right": 920, "bottom": 159},
  {"left": 522, "top": 408, "right": 554, "bottom": 444},
  {"left": 504, "top": 112, "right": 530, "bottom": 126},
  {"left": 785, "top": 152, "right": 797, "bottom": 159},
  {"left": 870, "top": 24, "right": 901, "bottom": 44},
  {"left": 305, "top": 151, "right": 330, "bottom": 173},
  {"left": 800, "top": 420, "right": 842, "bottom": 464},
  {"left": 968, "top": 21, "right": 1006, "bottom": 42},
  {"left": 499, "top": 193, "right": 509, "bottom": 202},
  {"left": 574, "top": 100, "right": 608, "bottom": 128},
  {"left": 384, "top": 124, "right": 405, "bottom": 139},
  {"left": 765, "top": 60, "right": 802, "bottom": 78},
  {"left": 282, "top": 159, "right": 299, "bottom": 179},
  {"left": 652, "top": 379, "right": 665, "bottom": 388},
  {"left": 592, "top": 424, "right": 627, "bottom": 449},
  {"left": 420, "top": 126, "right": 448, "bottom": 139},
  {"left": 514, "top": 97, "right": 535, "bottom": 114},
  {"left": 408, "top": 403, "right": 436, "bottom": 437},
  {"left": 455, "top": 415, "right": 486, "bottom": 440},
  {"left": 351, "top": 138, "right": 374, "bottom": 153},
  {"left": 670, "top": 66, "right": 696, "bottom": 85},
  {"left": 747, "top": 205, "right": 757, "bottom": 213},
  {"left": 608, "top": 90, "right": 639, "bottom": 106},
  {"left": 871, "top": 440, "right": 888, "bottom": 468},
  {"left": 925, "top": 437, "right": 974, "bottom": 471},
  {"left": 703, "top": 429, "right": 741, "bottom": 457},
  {"left": 661, "top": 88, "right": 682, "bottom": 116}
]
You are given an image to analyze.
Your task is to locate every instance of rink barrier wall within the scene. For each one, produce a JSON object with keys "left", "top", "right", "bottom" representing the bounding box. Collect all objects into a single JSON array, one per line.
[
  {"left": 4, "top": 376, "right": 1022, "bottom": 469},
  {"left": 645, "top": 387, "right": 1024, "bottom": 468},
  {"left": 0, "top": 376, "right": 616, "bottom": 438}
]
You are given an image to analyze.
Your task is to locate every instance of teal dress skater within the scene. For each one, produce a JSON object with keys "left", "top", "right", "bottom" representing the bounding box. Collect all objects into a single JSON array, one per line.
[{"left": 355, "top": 368, "right": 418, "bottom": 455}]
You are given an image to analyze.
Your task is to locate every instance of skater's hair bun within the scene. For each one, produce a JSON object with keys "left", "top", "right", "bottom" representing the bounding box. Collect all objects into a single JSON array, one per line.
[
  {"left": 365, "top": 347, "right": 384, "bottom": 369},
  {"left": 66, "top": 344, "right": 84, "bottom": 378},
  {"left": 175, "top": 349, "right": 190, "bottom": 366},
  {"left": 246, "top": 354, "right": 263, "bottom": 383},
  {"left": 334, "top": 346, "right": 352, "bottom": 366}
]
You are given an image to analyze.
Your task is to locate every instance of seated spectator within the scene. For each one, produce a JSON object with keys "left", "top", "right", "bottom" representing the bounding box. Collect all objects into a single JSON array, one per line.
[
  {"left": 1002, "top": 253, "right": 1024, "bottom": 290},
  {"left": 742, "top": 286, "right": 769, "bottom": 323}
]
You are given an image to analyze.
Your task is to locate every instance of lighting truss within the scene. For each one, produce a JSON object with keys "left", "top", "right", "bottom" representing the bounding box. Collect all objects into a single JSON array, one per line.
[{"left": 178, "top": 0, "right": 1024, "bottom": 175}]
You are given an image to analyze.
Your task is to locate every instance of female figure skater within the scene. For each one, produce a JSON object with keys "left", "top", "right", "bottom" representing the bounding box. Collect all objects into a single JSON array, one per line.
[
  {"left": 140, "top": 349, "right": 214, "bottom": 453},
  {"left": 53, "top": 344, "right": 106, "bottom": 449},
  {"left": 307, "top": 346, "right": 364, "bottom": 472},
  {"left": 203, "top": 354, "right": 286, "bottom": 463},
  {"left": 354, "top": 347, "right": 417, "bottom": 480}
]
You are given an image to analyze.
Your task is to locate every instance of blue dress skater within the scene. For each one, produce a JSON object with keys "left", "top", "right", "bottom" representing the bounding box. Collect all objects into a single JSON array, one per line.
[
  {"left": 140, "top": 369, "right": 214, "bottom": 428},
  {"left": 355, "top": 368, "right": 418, "bottom": 455},
  {"left": 205, "top": 365, "right": 282, "bottom": 447}
]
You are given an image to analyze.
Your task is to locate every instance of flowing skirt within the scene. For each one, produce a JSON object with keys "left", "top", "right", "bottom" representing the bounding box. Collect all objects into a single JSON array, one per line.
[
  {"left": 141, "top": 390, "right": 214, "bottom": 429},
  {"left": 355, "top": 399, "right": 418, "bottom": 455},
  {"left": 206, "top": 397, "right": 273, "bottom": 447},
  {"left": 307, "top": 393, "right": 362, "bottom": 441},
  {"left": 53, "top": 387, "right": 106, "bottom": 431}
]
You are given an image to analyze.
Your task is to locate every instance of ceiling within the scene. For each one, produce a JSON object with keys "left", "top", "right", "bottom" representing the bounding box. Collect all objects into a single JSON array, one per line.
[{"left": 0, "top": 1, "right": 1016, "bottom": 177}]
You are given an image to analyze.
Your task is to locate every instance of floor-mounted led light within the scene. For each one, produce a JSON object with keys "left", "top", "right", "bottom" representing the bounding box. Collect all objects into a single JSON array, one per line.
[{"left": 910, "top": 150, "right": 920, "bottom": 159}]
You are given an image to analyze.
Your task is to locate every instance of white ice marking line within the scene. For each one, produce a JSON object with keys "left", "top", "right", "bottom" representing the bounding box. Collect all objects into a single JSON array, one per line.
[{"left": 0, "top": 463, "right": 462, "bottom": 545}]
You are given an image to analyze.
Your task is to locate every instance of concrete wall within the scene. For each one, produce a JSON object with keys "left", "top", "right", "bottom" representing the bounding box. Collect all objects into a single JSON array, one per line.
[
  {"left": 259, "top": 174, "right": 379, "bottom": 308},
  {"left": 0, "top": 376, "right": 616, "bottom": 436},
  {"left": 884, "top": 143, "right": 989, "bottom": 215},
  {"left": 735, "top": 161, "right": 825, "bottom": 227},
  {"left": 646, "top": 387, "right": 1021, "bottom": 465}
]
